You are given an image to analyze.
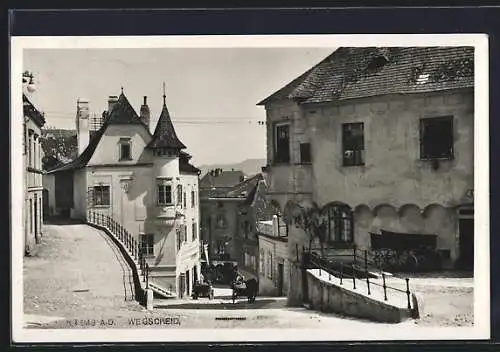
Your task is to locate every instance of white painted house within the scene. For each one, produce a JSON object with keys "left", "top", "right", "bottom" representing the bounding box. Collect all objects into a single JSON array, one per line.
[{"left": 48, "top": 89, "right": 201, "bottom": 298}]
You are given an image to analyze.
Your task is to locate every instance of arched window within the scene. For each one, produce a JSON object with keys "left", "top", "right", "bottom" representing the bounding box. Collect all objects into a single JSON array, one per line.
[{"left": 326, "top": 205, "right": 353, "bottom": 243}]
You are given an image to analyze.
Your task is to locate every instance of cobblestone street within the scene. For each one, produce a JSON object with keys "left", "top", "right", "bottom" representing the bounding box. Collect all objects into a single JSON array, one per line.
[{"left": 23, "top": 223, "right": 473, "bottom": 330}]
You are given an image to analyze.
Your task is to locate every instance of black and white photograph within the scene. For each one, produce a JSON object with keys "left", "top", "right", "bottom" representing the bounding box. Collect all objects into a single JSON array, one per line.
[{"left": 11, "top": 34, "right": 489, "bottom": 343}]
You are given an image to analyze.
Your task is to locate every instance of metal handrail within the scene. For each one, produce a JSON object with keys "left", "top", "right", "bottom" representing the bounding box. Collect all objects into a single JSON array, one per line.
[
  {"left": 306, "top": 251, "right": 412, "bottom": 310},
  {"left": 87, "top": 210, "right": 149, "bottom": 288}
]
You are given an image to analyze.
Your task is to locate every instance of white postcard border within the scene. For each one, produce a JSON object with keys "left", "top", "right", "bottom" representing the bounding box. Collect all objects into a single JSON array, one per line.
[{"left": 11, "top": 33, "right": 490, "bottom": 343}]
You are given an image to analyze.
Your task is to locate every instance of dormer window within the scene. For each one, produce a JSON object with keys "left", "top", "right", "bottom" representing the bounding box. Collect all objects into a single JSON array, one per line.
[{"left": 119, "top": 138, "right": 132, "bottom": 161}]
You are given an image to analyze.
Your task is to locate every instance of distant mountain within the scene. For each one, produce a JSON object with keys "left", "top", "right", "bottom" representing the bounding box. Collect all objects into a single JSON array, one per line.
[{"left": 198, "top": 158, "right": 266, "bottom": 177}]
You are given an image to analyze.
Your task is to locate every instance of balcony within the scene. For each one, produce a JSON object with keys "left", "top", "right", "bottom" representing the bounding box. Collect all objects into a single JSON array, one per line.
[{"left": 154, "top": 205, "right": 177, "bottom": 225}]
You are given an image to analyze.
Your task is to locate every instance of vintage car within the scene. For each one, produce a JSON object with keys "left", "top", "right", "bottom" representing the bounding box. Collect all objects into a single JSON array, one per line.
[{"left": 192, "top": 281, "right": 215, "bottom": 300}]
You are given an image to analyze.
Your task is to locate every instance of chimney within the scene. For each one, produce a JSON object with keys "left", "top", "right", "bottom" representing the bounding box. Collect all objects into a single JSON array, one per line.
[
  {"left": 140, "top": 96, "right": 150, "bottom": 131},
  {"left": 76, "top": 99, "right": 90, "bottom": 156},
  {"left": 108, "top": 95, "right": 119, "bottom": 113}
]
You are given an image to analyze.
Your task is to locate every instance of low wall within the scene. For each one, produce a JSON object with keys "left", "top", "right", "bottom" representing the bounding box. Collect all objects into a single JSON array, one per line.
[
  {"left": 87, "top": 222, "right": 147, "bottom": 306},
  {"left": 306, "top": 270, "right": 413, "bottom": 323}
]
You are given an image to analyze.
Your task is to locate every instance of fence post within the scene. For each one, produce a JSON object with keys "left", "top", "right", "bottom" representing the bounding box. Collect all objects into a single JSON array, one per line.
[
  {"left": 340, "top": 262, "right": 343, "bottom": 285},
  {"left": 406, "top": 278, "right": 411, "bottom": 310},
  {"left": 382, "top": 272, "right": 388, "bottom": 301},
  {"left": 352, "top": 264, "right": 356, "bottom": 289},
  {"left": 364, "top": 250, "right": 368, "bottom": 272},
  {"left": 146, "top": 264, "right": 149, "bottom": 289},
  {"left": 353, "top": 244, "right": 357, "bottom": 266}
]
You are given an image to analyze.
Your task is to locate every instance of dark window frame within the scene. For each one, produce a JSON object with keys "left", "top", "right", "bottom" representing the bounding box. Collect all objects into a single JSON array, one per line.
[
  {"left": 191, "top": 190, "right": 195, "bottom": 208},
  {"left": 192, "top": 222, "right": 198, "bottom": 240},
  {"left": 326, "top": 206, "right": 354, "bottom": 244},
  {"left": 177, "top": 184, "right": 183, "bottom": 206},
  {"left": 119, "top": 138, "right": 132, "bottom": 161},
  {"left": 342, "top": 122, "right": 365, "bottom": 167},
  {"left": 93, "top": 185, "right": 111, "bottom": 207},
  {"left": 157, "top": 184, "right": 172, "bottom": 206},
  {"left": 299, "top": 142, "right": 312, "bottom": 164},
  {"left": 419, "top": 116, "right": 454, "bottom": 161},
  {"left": 273, "top": 122, "right": 291, "bottom": 164},
  {"left": 140, "top": 233, "right": 154, "bottom": 256}
]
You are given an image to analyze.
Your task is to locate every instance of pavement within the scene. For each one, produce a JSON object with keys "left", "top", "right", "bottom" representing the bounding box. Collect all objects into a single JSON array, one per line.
[{"left": 22, "top": 223, "right": 474, "bottom": 330}]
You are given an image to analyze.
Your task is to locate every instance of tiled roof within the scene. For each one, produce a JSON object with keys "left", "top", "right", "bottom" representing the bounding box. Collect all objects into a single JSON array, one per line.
[
  {"left": 48, "top": 91, "right": 149, "bottom": 173},
  {"left": 200, "top": 173, "right": 262, "bottom": 200},
  {"left": 147, "top": 100, "right": 186, "bottom": 150},
  {"left": 23, "top": 94, "right": 46, "bottom": 127},
  {"left": 179, "top": 151, "right": 200, "bottom": 174},
  {"left": 199, "top": 170, "right": 245, "bottom": 189},
  {"left": 258, "top": 47, "right": 474, "bottom": 105},
  {"left": 106, "top": 92, "right": 145, "bottom": 125}
]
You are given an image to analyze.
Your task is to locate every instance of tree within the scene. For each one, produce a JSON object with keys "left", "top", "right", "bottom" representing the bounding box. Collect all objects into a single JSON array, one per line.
[{"left": 288, "top": 202, "right": 328, "bottom": 257}]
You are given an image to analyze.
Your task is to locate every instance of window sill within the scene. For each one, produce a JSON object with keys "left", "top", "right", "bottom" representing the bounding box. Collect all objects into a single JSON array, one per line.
[
  {"left": 343, "top": 165, "right": 365, "bottom": 168},
  {"left": 420, "top": 157, "right": 454, "bottom": 162}
]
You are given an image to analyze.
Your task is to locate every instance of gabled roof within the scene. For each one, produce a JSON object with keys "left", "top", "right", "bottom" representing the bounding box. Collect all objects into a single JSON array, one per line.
[
  {"left": 258, "top": 46, "right": 474, "bottom": 106},
  {"left": 106, "top": 92, "right": 145, "bottom": 125},
  {"left": 47, "top": 91, "right": 149, "bottom": 173},
  {"left": 199, "top": 170, "right": 245, "bottom": 189},
  {"left": 146, "top": 97, "right": 186, "bottom": 150},
  {"left": 23, "top": 94, "right": 46, "bottom": 127}
]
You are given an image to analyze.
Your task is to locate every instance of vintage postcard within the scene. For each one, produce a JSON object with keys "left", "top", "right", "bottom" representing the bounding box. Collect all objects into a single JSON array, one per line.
[{"left": 11, "top": 34, "right": 489, "bottom": 343}]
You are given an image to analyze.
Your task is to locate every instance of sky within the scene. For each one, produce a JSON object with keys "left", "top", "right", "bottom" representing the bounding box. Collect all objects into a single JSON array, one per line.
[{"left": 23, "top": 48, "right": 333, "bottom": 165}]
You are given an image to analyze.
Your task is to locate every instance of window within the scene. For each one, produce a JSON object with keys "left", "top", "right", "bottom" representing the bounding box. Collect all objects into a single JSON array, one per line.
[
  {"left": 326, "top": 206, "right": 353, "bottom": 243},
  {"left": 140, "top": 233, "right": 154, "bottom": 256},
  {"left": 184, "top": 225, "right": 188, "bottom": 242},
  {"left": 191, "top": 190, "right": 195, "bottom": 208},
  {"left": 300, "top": 142, "right": 312, "bottom": 164},
  {"left": 176, "top": 228, "right": 182, "bottom": 251},
  {"left": 119, "top": 138, "right": 132, "bottom": 161},
  {"left": 420, "top": 116, "right": 454, "bottom": 160},
  {"left": 244, "top": 221, "right": 250, "bottom": 239},
  {"left": 29, "top": 199, "right": 33, "bottom": 233},
  {"left": 216, "top": 214, "right": 227, "bottom": 229},
  {"left": 157, "top": 183, "right": 172, "bottom": 205},
  {"left": 342, "top": 123, "right": 365, "bottom": 166},
  {"left": 267, "top": 251, "right": 273, "bottom": 279},
  {"left": 192, "top": 222, "right": 197, "bottom": 240},
  {"left": 23, "top": 124, "right": 27, "bottom": 155},
  {"left": 93, "top": 185, "right": 110, "bottom": 206},
  {"left": 177, "top": 184, "right": 182, "bottom": 206},
  {"left": 274, "top": 123, "right": 290, "bottom": 163},
  {"left": 28, "top": 132, "right": 33, "bottom": 167},
  {"left": 259, "top": 249, "right": 265, "bottom": 274},
  {"left": 183, "top": 192, "right": 186, "bottom": 208}
]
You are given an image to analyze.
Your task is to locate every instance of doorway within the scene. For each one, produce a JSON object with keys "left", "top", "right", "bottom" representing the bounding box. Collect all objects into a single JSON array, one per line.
[
  {"left": 34, "top": 197, "right": 39, "bottom": 242},
  {"left": 458, "top": 218, "right": 474, "bottom": 270},
  {"left": 277, "top": 263, "right": 284, "bottom": 296},
  {"left": 185, "top": 270, "right": 190, "bottom": 297}
]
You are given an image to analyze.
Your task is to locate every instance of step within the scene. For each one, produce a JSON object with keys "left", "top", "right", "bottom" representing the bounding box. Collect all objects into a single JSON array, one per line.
[
  {"left": 149, "top": 282, "right": 176, "bottom": 299},
  {"left": 368, "top": 271, "right": 394, "bottom": 279}
]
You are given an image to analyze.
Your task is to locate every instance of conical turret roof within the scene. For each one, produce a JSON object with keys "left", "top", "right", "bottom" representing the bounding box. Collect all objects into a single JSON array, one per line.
[{"left": 147, "top": 92, "right": 186, "bottom": 150}]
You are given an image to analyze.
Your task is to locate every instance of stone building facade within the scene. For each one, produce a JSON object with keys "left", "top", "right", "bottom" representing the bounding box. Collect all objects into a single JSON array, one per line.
[
  {"left": 258, "top": 47, "right": 475, "bottom": 305},
  {"left": 256, "top": 216, "right": 290, "bottom": 297},
  {"left": 23, "top": 93, "right": 46, "bottom": 255},
  {"left": 48, "top": 89, "right": 201, "bottom": 298}
]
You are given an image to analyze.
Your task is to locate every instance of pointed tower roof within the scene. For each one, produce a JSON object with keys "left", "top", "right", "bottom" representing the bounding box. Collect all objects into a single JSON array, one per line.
[
  {"left": 106, "top": 91, "right": 144, "bottom": 125},
  {"left": 147, "top": 84, "right": 186, "bottom": 150}
]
